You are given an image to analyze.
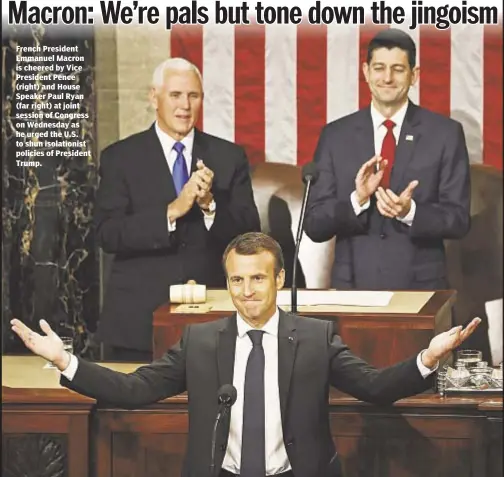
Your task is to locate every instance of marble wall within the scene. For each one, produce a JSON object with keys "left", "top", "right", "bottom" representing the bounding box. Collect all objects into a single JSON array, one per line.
[
  {"left": 94, "top": 24, "right": 172, "bottom": 336},
  {"left": 2, "top": 24, "right": 172, "bottom": 357},
  {"left": 2, "top": 25, "right": 98, "bottom": 355}
]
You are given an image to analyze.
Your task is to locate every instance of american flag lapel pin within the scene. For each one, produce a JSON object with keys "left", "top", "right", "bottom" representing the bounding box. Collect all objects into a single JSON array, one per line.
[{"left": 406, "top": 135, "right": 414, "bottom": 141}]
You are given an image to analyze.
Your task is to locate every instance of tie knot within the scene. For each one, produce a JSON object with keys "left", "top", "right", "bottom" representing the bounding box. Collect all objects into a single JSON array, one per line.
[
  {"left": 383, "top": 119, "right": 395, "bottom": 131},
  {"left": 173, "top": 141, "right": 185, "bottom": 154},
  {"left": 247, "top": 330, "right": 264, "bottom": 346}
]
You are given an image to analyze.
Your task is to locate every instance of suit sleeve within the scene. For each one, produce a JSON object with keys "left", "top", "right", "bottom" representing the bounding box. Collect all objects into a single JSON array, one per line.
[
  {"left": 409, "top": 122, "right": 471, "bottom": 239},
  {"left": 327, "top": 322, "right": 433, "bottom": 404},
  {"left": 94, "top": 147, "right": 176, "bottom": 254},
  {"left": 60, "top": 326, "right": 190, "bottom": 409},
  {"left": 304, "top": 126, "right": 369, "bottom": 243},
  {"left": 209, "top": 148, "right": 261, "bottom": 245}
]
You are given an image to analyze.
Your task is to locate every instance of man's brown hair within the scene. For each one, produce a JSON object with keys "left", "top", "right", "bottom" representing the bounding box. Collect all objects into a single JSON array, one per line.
[{"left": 222, "top": 232, "right": 284, "bottom": 277}]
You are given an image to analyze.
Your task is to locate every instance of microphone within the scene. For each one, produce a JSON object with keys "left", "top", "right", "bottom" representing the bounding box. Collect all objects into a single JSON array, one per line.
[
  {"left": 210, "top": 385, "right": 237, "bottom": 477},
  {"left": 218, "top": 384, "right": 237, "bottom": 408},
  {"left": 292, "top": 162, "right": 320, "bottom": 314}
]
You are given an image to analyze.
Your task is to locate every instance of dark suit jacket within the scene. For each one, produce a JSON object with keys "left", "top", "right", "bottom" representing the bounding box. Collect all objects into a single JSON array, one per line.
[
  {"left": 304, "top": 102, "right": 471, "bottom": 290},
  {"left": 62, "top": 310, "right": 433, "bottom": 477},
  {"left": 94, "top": 125, "right": 260, "bottom": 351}
]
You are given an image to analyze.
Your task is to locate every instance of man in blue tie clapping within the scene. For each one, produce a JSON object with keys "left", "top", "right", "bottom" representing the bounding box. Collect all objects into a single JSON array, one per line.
[{"left": 94, "top": 58, "right": 260, "bottom": 361}]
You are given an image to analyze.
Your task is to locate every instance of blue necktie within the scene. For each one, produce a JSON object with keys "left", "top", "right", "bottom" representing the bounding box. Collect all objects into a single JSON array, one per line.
[
  {"left": 172, "top": 142, "right": 189, "bottom": 195},
  {"left": 240, "top": 330, "right": 266, "bottom": 477}
]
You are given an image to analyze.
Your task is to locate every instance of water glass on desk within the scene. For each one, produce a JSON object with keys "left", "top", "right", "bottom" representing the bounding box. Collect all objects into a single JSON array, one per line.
[
  {"left": 44, "top": 337, "right": 74, "bottom": 369},
  {"left": 61, "top": 337, "right": 74, "bottom": 355},
  {"left": 456, "top": 349, "right": 482, "bottom": 368}
]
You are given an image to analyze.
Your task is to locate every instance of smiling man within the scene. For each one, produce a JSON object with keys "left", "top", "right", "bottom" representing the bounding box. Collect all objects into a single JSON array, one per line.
[
  {"left": 11, "top": 232, "right": 481, "bottom": 477},
  {"left": 304, "top": 29, "right": 471, "bottom": 292},
  {"left": 94, "top": 58, "right": 260, "bottom": 361}
]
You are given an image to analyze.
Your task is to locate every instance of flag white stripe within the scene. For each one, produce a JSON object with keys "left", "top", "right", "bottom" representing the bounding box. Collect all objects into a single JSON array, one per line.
[
  {"left": 265, "top": 24, "right": 297, "bottom": 165},
  {"left": 170, "top": 24, "right": 496, "bottom": 167},
  {"left": 203, "top": 24, "right": 235, "bottom": 142},
  {"left": 327, "top": 24, "right": 359, "bottom": 122},
  {"left": 450, "top": 24, "right": 484, "bottom": 164}
]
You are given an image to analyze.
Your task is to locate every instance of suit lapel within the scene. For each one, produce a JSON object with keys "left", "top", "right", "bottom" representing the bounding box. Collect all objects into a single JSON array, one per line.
[
  {"left": 145, "top": 123, "right": 178, "bottom": 201},
  {"left": 277, "top": 310, "right": 298, "bottom": 425},
  {"left": 354, "top": 107, "right": 375, "bottom": 167},
  {"left": 390, "top": 102, "right": 422, "bottom": 191},
  {"left": 217, "top": 315, "right": 237, "bottom": 388},
  {"left": 192, "top": 128, "right": 210, "bottom": 175}
]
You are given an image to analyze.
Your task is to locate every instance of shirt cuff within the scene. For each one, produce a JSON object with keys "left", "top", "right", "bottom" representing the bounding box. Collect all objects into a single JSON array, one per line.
[
  {"left": 417, "top": 350, "right": 439, "bottom": 378},
  {"left": 350, "top": 191, "right": 370, "bottom": 216},
  {"left": 396, "top": 199, "right": 416, "bottom": 226},
  {"left": 167, "top": 216, "right": 177, "bottom": 232},
  {"left": 202, "top": 207, "right": 216, "bottom": 230},
  {"left": 60, "top": 353, "right": 79, "bottom": 380}
]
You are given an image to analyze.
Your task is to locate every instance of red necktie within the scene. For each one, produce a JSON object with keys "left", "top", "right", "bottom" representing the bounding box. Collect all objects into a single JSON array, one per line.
[{"left": 380, "top": 119, "right": 396, "bottom": 188}]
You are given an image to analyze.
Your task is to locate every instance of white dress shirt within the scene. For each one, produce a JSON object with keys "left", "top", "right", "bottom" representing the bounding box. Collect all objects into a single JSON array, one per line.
[
  {"left": 222, "top": 309, "right": 291, "bottom": 475},
  {"left": 154, "top": 122, "right": 215, "bottom": 232},
  {"left": 60, "top": 308, "right": 437, "bottom": 475},
  {"left": 351, "top": 100, "right": 416, "bottom": 226}
]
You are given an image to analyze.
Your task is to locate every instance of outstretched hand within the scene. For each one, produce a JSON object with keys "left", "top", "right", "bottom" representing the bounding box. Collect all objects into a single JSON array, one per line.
[
  {"left": 10, "top": 318, "right": 70, "bottom": 370},
  {"left": 422, "top": 317, "right": 482, "bottom": 368}
]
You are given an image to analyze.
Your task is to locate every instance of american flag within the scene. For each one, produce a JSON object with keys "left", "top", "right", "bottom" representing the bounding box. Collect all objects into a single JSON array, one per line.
[{"left": 170, "top": 22, "right": 502, "bottom": 170}]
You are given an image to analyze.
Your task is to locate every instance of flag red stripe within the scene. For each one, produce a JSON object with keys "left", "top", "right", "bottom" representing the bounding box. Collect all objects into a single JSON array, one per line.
[
  {"left": 171, "top": 25, "right": 502, "bottom": 171},
  {"left": 297, "top": 24, "right": 328, "bottom": 166},
  {"left": 483, "top": 23, "right": 503, "bottom": 169},
  {"left": 358, "top": 24, "right": 389, "bottom": 109},
  {"left": 419, "top": 26, "right": 451, "bottom": 118},
  {"left": 235, "top": 25, "right": 266, "bottom": 165},
  {"left": 170, "top": 25, "right": 204, "bottom": 130}
]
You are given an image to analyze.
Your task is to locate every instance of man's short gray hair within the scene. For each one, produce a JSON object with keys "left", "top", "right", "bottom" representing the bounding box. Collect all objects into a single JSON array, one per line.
[{"left": 151, "top": 58, "right": 203, "bottom": 89}]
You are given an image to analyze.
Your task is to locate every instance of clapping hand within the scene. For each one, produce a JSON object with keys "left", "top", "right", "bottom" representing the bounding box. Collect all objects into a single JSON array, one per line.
[
  {"left": 168, "top": 160, "right": 215, "bottom": 220},
  {"left": 355, "top": 155, "right": 387, "bottom": 206},
  {"left": 195, "top": 160, "right": 215, "bottom": 211},
  {"left": 375, "top": 180, "right": 419, "bottom": 219}
]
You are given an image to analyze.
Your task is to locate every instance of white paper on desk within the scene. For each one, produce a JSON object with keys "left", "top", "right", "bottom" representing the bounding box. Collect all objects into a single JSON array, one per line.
[
  {"left": 486, "top": 298, "right": 503, "bottom": 366},
  {"left": 276, "top": 290, "right": 393, "bottom": 307}
]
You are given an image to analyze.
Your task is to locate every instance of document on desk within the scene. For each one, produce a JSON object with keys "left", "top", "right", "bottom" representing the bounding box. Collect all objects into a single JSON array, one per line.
[
  {"left": 277, "top": 290, "right": 393, "bottom": 307},
  {"left": 486, "top": 298, "right": 503, "bottom": 366}
]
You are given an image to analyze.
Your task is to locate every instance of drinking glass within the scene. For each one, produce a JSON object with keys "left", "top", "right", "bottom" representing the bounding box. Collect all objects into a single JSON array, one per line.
[
  {"left": 448, "top": 362, "right": 471, "bottom": 388},
  {"left": 61, "top": 337, "right": 74, "bottom": 355},
  {"left": 456, "top": 349, "right": 482, "bottom": 368},
  {"left": 492, "top": 363, "right": 503, "bottom": 388},
  {"left": 469, "top": 361, "right": 493, "bottom": 388},
  {"left": 44, "top": 337, "right": 74, "bottom": 369}
]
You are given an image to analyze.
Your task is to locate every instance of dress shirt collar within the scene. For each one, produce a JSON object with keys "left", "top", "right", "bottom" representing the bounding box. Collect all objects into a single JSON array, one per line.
[
  {"left": 370, "top": 100, "right": 409, "bottom": 132},
  {"left": 236, "top": 308, "right": 280, "bottom": 338},
  {"left": 154, "top": 121, "right": 195, "bottom": 156}
]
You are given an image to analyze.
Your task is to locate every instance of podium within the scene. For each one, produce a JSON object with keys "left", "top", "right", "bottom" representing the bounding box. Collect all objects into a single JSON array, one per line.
[
  {"left": 153, "top": 289, "right": 456, "bottom": 366},
  {"left": 2, "top": 356, "right": 502, "bottom": 477}
]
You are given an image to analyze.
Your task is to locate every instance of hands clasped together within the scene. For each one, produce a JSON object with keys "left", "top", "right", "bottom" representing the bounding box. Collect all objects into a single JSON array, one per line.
[{"left": 169, "top": 160, "right": 215, "bottom": 221}]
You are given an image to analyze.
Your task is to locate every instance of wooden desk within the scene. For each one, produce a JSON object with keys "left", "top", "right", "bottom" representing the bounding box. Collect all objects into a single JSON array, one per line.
[
  {"left": 94, "top": 391, "right": 502, "bottom": 477},
  {"left": 2, "top": 356, "right": 94, "bottom": 477},
  {"left": 2, "top": 357, "right": 502, "bottom": 477},
  {"left": 2, "top": 356, "right": 139, "bottom": 477},
  {"left": 153, "top": 289, "right": 456, "bottom": 366}
]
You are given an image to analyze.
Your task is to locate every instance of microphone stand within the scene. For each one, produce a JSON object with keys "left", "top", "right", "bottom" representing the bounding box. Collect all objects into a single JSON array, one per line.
[
  {"left": 209, "top": 404, "right": 230, "bottom": 477},
  {"left": 292, "top": 178, "right": 314, "bottom": 314}
]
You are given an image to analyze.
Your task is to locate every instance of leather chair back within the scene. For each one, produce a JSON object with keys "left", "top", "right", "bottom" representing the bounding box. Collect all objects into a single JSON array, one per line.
[
  {"left": 445, "top": 164, "right": 503, "bottom": 358},
  {"left": 251, "top": 163, "right": 335, "bottom": 288}
]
